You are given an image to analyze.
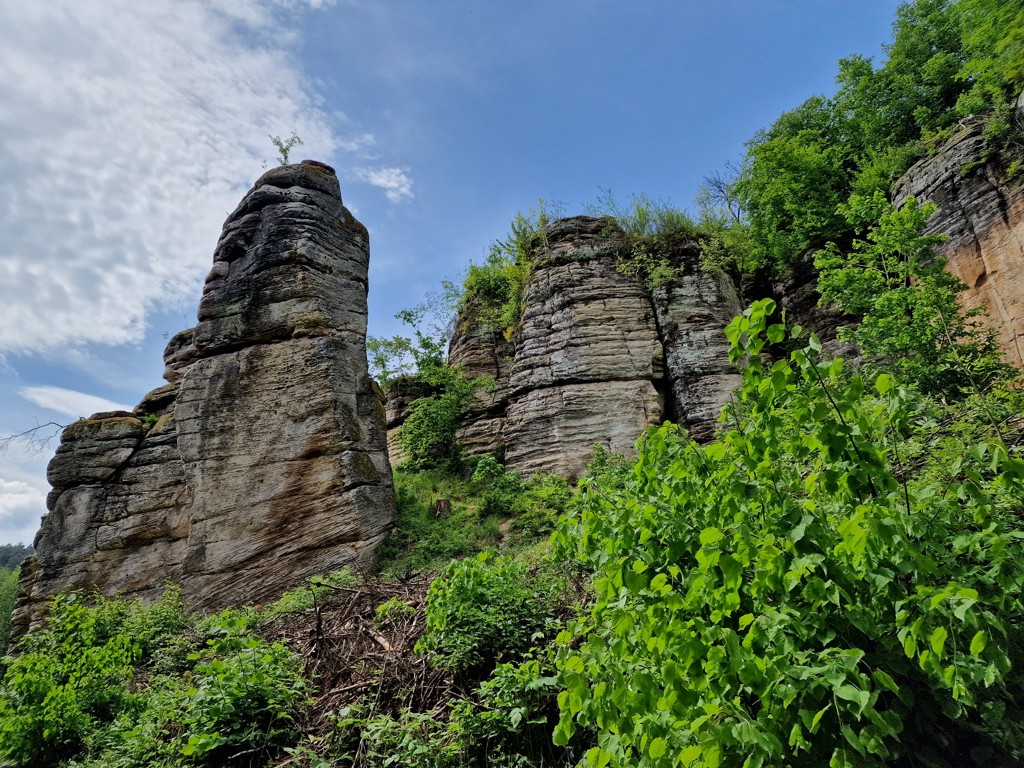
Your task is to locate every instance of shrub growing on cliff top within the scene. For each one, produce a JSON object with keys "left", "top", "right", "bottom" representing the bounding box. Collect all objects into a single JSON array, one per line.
[
  {"left": 554, "top": 299, "right": 1024, "bottom": 767},
  {"left": 458, "top": 199, "right": 563, "bottom": 338},
  {"left": 585, "top": 188, "right": 700, "bottom": 289}
]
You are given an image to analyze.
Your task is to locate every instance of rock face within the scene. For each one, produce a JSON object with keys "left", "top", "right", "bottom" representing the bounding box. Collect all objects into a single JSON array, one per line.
[
  {"left": 893, "top": 120, "right": 1024, "bottom": 367},
  {"left": 13, "top": 161, "right": 395, "bottom": 637},
  {"left": 651, "top": 246, "right": 744, "bottom": 442},
  {"left": 389, "top": 217, "right": 743, "bottom": 481},
  {"left": 503, "top": 218, "right": 666, "bottom": 479},
  {"left": 448, "top": 321, "right": 514, "bottom": 458}
]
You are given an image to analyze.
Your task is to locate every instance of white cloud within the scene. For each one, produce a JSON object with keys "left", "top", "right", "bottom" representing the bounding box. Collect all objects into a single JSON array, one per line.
[
  {"left": 20, "top": 386, "right": 131, "bottom": 420},
  {"left": 0, "top": 0, "right": 373, "bottom": 354},
  {"left": 0, "top": 476, "right": 46, "bottom": 546},
  {"left": 356, "top": 166, "right": 415, "bottom": 202},
  {"left": 0, "top": 478, "right": 43, "bottom": 546}
]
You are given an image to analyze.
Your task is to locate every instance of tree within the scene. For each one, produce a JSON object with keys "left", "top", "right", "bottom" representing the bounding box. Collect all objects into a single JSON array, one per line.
[
  {"left": 554, "top": 299, "right": 1024, "bottom": 767},
  {"left": 269, "top": 132, "right": 303, "bottom": 165},
  {"left": 815, "top": 191, "right": 1010, "bottom": 399}
]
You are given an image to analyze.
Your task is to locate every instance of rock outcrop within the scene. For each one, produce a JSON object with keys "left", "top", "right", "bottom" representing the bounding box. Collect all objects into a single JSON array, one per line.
[
  {"left": 13, "top": 161, "right": 395, "bottom": 637},
  {"left": 503, "top": 218, "right": 665, "bottom": 478},
  {"left": 651, "top": 250, "right": 744, "bottom": 442},
  {"left": 893, "top": 119, "right": 1024, "bottom": 367},
  {"left": 393, "top": 217, "right": 743, "bottom": 481}
]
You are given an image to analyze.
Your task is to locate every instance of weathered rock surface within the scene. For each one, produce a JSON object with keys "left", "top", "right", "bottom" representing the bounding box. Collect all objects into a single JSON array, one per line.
[
  {"left": 770, "top": 252, "right": 857, "bottom": 359},
  {"left": 13, "top": 161, "right": 395, "bottom": 637},
  {"left": 448, "top": 319, "right": 514, "bottom": 458},
  {"left": 504, "top": 218, "right": 665, "bottom": 479},
  {"left": 651, "top": 245, "right": 744, "bottom": 442},
  {"left": 395, "top": 216, "right": 743, "bottom": 481},
  {"left": 894, "top": 120, "right": 1024, "bottom": 367}
]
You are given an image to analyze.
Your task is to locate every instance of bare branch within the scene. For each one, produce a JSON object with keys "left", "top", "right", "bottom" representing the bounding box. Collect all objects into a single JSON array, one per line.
[{"left": 0, "top": 422, "right": 66, "bottom": 455}]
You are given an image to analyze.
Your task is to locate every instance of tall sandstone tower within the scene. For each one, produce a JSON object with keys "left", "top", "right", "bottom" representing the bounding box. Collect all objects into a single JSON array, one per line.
[{"left": 13, "top": 162, "right": 396, "bottom": 637}]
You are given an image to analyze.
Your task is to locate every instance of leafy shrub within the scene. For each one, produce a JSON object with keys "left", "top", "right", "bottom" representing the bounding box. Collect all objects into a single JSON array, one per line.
[
  {"left": 397, "top": 366, "right": 479, "bottom": 471},
  {"left": 374, "top": 597, "right": 416, "bottom": 632},
  {"left": 0, "top": 590, "right": 185, "bottom": 766},
  {"left": 0, "top": 591, "right": 307, "bottom": 767},
  {"left": 586, "top": 188, "right": 699, "bottom": 288},
  {"left": 459, "top": 201, "right": 563, "bottom": 338},
  {"left": 450, "top": 657, "right": 579, "bottom": 767},
  {"left": 174, "top": 615, "right": 308, "bottom": 763},
  {"left": 368, "top": 306, "right": 452, "bottom": 392},
  {"left": 816, "top": 192, "right": 1013, "bottom": 399},
  {"left": 0, "top": 566, "right": 20, "bottom": 652},
  {"left": 416, "top": 551, "right": 558, "bottom": 675},
  {"left": 470, "top": 454, "right": 573, "bottom": 540},
  {"left": 553, "top": 299, "right": 1024, "bottom": 767}
]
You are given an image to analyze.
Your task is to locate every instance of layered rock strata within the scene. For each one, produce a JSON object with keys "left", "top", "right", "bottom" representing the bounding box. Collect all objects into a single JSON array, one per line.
[
  {"left": 13, "top": 161, "right": 395, "bottom": 637},
  {"left": 393, "top": 217, "right": 743, "bottom": 481},
  {"left": 893, "top": 119, "right": 1024, "bottom": 367},
  {"left": 503, "top": 218, "right": 665, "bottom": 479},
  {"left": 651, "top": 248, "right": 744, "bottom": 442}
]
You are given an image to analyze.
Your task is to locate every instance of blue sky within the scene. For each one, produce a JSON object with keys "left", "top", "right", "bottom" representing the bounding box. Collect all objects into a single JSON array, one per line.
[{"left": 0, "top": 0, "right": 903, "bottom": 544}]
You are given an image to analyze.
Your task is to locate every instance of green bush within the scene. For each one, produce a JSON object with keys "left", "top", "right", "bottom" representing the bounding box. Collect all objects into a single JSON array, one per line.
[
  {"left": 397, "top": 366, "right": 478, "bottom": 471},
  {"left": 458, "top": 201, "right": 562, "bottom": 338},
  {"left": 0, "top": 591, "right": 307, "bottom": 768},
  {"left": 173, "top": 616, "right": 307, "bottom": 763},
  {"left": 816, "top": 192, "right": 1013, "bottom": 399},
  {"left": 586, "top": 188, "right": 699, "bottom": 288},
  {"left": 416, "top": 551, "right": 558, "bottom": 675},
  {"left": 0, "top": 566, "right": 20, "bottom": 652},
  {"left": 553, "top": 299, "right": 1024, "bottom": 767},
  {"left": 0, "top": 591, "right": 185, "bottom": 766}
]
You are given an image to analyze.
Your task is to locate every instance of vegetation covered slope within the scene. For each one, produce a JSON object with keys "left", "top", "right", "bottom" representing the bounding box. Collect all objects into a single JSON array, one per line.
[{"left": 3, "top": 1, "right": 1024, "bottom": 767}]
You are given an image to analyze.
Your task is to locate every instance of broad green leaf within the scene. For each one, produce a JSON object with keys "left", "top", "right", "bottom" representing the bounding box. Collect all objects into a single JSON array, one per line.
[
  {"left": 930, "top": 626, "right": 948, "bottom": 657},
  {"left": 649, "top": 738, "right": 668, "bottom": 758},
  {"left": 970, "top": 631, "right": 987, "bottom": 656},
  {"left": 700, "top": 527, "right": 724, "bottom": 546}
]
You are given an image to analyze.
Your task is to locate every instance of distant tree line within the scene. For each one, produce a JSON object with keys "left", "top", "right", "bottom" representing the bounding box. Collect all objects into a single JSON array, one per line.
[{"left": 0, "top": 544, "right": 33, "bottom": 571}]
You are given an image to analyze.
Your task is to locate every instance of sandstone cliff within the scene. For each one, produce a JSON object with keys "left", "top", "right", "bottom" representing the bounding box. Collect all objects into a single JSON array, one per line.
[
  {"left": 393, "top": 217, "right": 743, "bottom": 481},
  {"left": 13, "top": 162, "right": 396, "bottom": 637},
  {"left": 893, "top": 119, "right": 1024, "bottom": 367}
]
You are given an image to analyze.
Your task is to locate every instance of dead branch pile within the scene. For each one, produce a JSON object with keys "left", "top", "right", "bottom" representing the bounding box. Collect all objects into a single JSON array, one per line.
[{"left": 261, "top": 577, "right": 457, "bottom": 737}]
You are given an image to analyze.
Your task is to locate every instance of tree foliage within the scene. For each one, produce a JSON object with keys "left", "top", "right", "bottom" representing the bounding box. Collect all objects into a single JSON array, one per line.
[
  {"left": 0, "top": 567, "right": 19, "bottom": 653},
  {"left": 816, "top": 192, "right": 1011, "bottom": 399},
  {"left": 553, "top": 299, "right": 1024, "bottom": 767},
  {"left": 732, "top": 0, "right": 1024, "bottom": 274}
]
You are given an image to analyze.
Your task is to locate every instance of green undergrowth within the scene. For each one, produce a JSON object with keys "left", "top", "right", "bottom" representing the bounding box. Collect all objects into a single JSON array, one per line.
[
  {"left": 0, "top": 568, "right": 19, "bottom": 653},
  {"left": 378, "top": 455, "right": 574, "bottom": 579},
  {"left": 0, "top": 588, "right": 307, "bottom": 768},
  {"left": 552, "top": 300, "right": 1024, "bottom": 768}
]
